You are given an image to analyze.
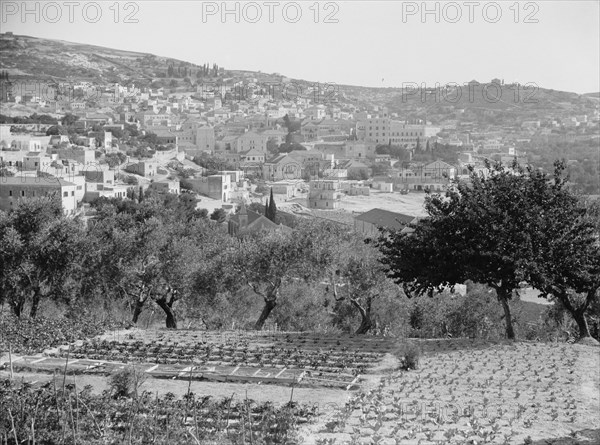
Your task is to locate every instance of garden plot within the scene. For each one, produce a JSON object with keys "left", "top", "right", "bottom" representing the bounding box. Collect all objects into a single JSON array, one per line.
[
  {"left": 3, "top": 329, "right": 397, "bottom": 390},
  {"left": 305, "top": 340, "right": 600, "bottom": 445}
]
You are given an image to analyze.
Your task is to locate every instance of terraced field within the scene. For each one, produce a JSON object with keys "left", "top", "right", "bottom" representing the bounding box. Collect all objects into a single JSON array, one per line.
[
  {"left": 2, "top": 330, "right": 598, "bottom": 444},
  {"left": 4, "top": 329, "right": 397, "bottom": 390},
  {"left": 305, "top": 339, "right": 600, "bottom": 445}
]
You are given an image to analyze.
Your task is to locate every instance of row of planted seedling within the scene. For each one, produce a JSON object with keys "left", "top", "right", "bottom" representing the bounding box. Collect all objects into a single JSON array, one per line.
[{"left": 54, "top": 340, "right": 378, "bottom": 373}]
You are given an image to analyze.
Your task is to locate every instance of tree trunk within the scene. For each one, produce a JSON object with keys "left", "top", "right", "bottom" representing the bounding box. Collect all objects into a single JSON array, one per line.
[
  {"left": 351, "top": 296, "right": 373, "bottom": 335},
  {"left": 557, "top": 290, "right": 596, "bottom": 340},
  {"left": 29, "top": 292, "right": 41, "bottom": 319},
  {"left": 155, "top": 298, "right": 177, "bottom": 329},
  {"left": 254, "top": 299, "right": 276, "bottom": 330},
  {"left": 10, "top": 298, "right": 25, "bottom": 318},
  {"left": 355, "top": 315, "right": 373, "bottom": 335},
  {"left": 498, "top": 290, "right": 515, "bottom": 340},
  {"left": 572, "top": 310, "right": 591, "bottom": 339},
  {"left": 131, "top": 298, "right": 145, "bottom": 324}
]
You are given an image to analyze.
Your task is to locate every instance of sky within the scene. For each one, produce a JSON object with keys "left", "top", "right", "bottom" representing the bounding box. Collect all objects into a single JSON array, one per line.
[{"left": 2, "top": 1, "right": 599, "bottom": 94}]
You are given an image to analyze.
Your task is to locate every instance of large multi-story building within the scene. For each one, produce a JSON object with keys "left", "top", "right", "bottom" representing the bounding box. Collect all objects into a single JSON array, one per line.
[
  {"left": 235, "top": 131, "right": 269, "bottom": 153},
  {"left": 389, "top": 121, "right": 440, "bottom": 146},
  {"left": 0, "top": 176, "right": 78, "bottom": 215},
  {"left": 262, "top": 154, "right": 302, "bottom": 181},
  {"left": 186, "top": 174, "right": 232, "bottom": 202},
  {"left": 360, "top": 116, "right": 440, "bottom": 147},
  {"left": 196, "top": 126, "right": 216, "bottom": 152},
  {"left": 307, "top": 179, "right": 341, "bottom": 209},
  {"left": 362, "top": 116, "right": 391, "bottom": 145}
]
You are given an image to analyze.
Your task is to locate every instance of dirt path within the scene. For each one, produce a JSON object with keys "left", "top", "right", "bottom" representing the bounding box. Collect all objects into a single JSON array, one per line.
[{"left": 0, "top": 369, "right": 350, "bottom": 407}]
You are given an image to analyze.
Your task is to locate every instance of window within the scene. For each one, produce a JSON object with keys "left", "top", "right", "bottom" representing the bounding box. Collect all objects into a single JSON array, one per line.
[
  {"left": 63, "top": 191, "right": 68, "bottom": 197},
  {"left": 8, "top": 190, "right": 12, "bottom": 196},
  {"left": 21, "top": 190, "right": 25, "bottom": 197},
  {"left": 71, "top": 191, "right": 75, "bottom": 196}
]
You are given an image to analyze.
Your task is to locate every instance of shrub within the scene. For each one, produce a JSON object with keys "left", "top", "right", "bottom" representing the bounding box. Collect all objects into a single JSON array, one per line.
[
  {"left": 406, "top": 285, "right": 505, "bottom": 340},
  {"left": 108, "top": 366, "right": 147, "bottom": 399},
  {"left": 392, "top": 341, "right": 421, "bottom": 370}
]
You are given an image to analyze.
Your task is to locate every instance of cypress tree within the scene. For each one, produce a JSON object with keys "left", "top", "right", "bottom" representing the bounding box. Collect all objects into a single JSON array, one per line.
[
  {"left": 267, "top": 188, "right": 277, "bottom": 222},
  {"left": 264, "top": 197, "right": 269, "bottom": 216}
]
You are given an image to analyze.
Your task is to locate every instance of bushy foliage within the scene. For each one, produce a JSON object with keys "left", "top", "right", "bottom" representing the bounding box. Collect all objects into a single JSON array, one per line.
[
  {"left": 392, "top": 341, "right": 421, "bottom": 370},
  {"left": 405, "top": 287, "right": 505, "bottom": 340},
  {"left": 0, "top": 379, "right": 314, "bottom": 445},
  {"left": 0, "top": 313, "right": 122, "bottom": 355},
  {"left": 108, "top": 366, "right": 147, "bottom": 399},
  {"left": 104, "top": 152, "right": 126, "bottom": 168},
  {"left": 272, "top": 282, "right": 336, "bottom": 332}
]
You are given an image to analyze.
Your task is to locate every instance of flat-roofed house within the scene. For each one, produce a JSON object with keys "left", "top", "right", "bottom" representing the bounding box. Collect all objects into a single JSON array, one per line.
[{"left": 0, "top": 176, "right": 78, "bottom": 215}]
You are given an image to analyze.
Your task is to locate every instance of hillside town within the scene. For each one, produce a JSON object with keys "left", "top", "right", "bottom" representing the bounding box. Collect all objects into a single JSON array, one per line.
[
  {"left": 2, "top": 59, "right": 598, "bottom": 232},
  {"left": 1, "top": 4, "right": 600, "bottom": 444}
]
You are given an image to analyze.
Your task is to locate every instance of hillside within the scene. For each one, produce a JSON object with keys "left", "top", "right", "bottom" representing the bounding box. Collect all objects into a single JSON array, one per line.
[{"left": 1, "top": 33, "right": 598, "bottom": 121}]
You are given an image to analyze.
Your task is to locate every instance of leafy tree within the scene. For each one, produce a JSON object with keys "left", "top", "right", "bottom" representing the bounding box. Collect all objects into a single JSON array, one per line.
[
  {"left": 266, "top": 138, "right": 279, "bottom": 156},
  {"left": 375, "top": 145, "right": 390, "bottom": 155},
  {"left": 234, "top": 220, "right": 339, "bottom": 329},
  {"left": 525, "top": 162, "right": 600, "bottom": 341},
  {"left": 0, "top": 162, "right": 15, "bottom": 177},
  {"left": 278, "top": 142, "right": 306, "bottom": 153},
  {"left": 241, "top": 202, "right": 261, "bottom": 216},
  {"left": 85, "top": 201, "right": 217, "bottom": 328},
  {"left": 371, "top": 163, "right": 391, "bottom": 177},
  {"left": 45, "top": 125, "right": 67, "bottom": 136},
  {"left": 0, "top": 197, "right": 84, "bottom": 318},
  {"left": 61, "top": 113, "right": 79, "bottom": 127},
  {"left": 193, "top": 154, "right": 236, "bottom": 174},
  {"left": 325, "top": 240, "right": 393, "bottom": 334},
  {"left": 210, "top": 208, "right": 227, "bottom": 223},
  {"left": 378, "top": 160, "right": 549, "bottom": 340}
]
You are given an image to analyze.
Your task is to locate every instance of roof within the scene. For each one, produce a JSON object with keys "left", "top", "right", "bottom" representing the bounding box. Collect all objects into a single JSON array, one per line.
[
  {"left": 230, "top": 209, "right": 292, "bottom": 233},
  {"left": 354, "top": 208, "right": 416, "bottom": 229},
  {"left": 230, "top": 209, "right": 265, "bottom": 226},
  {"left": 372, "top": 176, "right": 392, "bottom": 183},
  {"left": 241, "top": 148, "right": 265, "bottom": 157},
  {"left": 343, "top": 160, "right": 369, "bottom": 168},
  {"left": 266, "top": 154, "right": 298, "bottom": 165},
  {"left": 1, "top": 176, "right": 76, "bottom": 187}
]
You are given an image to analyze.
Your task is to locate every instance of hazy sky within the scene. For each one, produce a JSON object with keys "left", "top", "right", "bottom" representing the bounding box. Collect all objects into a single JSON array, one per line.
[{"left": 2, "top": 1, "right": 599, "bottom": 93}]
